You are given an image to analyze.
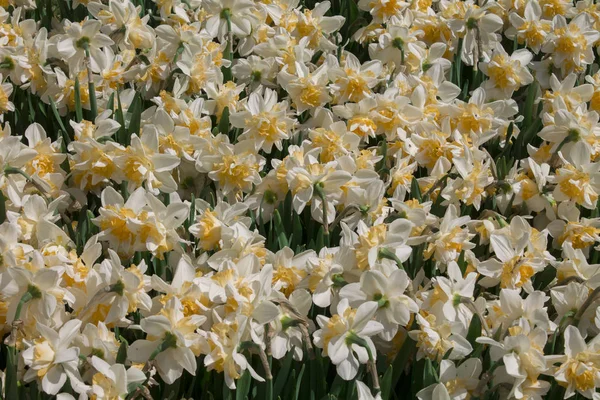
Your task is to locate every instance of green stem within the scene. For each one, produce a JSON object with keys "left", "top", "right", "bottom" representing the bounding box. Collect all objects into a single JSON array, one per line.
[
  {"left": 314, "top": 183, "right": 329, "bottom": 243},
  {"left": 572, "top": 286, "right": 600, "bottom": 326},
  {"left": 346, "top": 333, "right": 379, "bottom": 390},
  {"left": 221, "top": 9, "right": 233, "bottom": 82},
  {"left": 460, "top": 297, "right": 491, "bottom": 337},
  {"left": 378, "top": 247, "right": 404, "bottom": 270},
  {"left": 149, "top": 332, "right": 178, "bottom": 361},
  {"left": 0, "top": 190, "right": 5, "bottom": 224},
  {"left": 84, "top": 46, "right": 97, "bottom": 120},
  {"left": 4, "top": 167, "right": 49, "bottom": 201},
  {"left": 14, "top": 291, "right": 33, "bottom": 321}
]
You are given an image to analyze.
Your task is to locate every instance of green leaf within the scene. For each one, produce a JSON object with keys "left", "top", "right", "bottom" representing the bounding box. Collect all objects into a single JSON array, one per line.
[
  {"left": 311, "top": 50, "right": 324, "bottom": 65},
  {"left": 219, "top": 106, "right": 230, "bottom": 137},
  {"left": 391, "top": 334, "right": 416, "bottom": 387},
  {"left": 273, "top": 352, "right": 293, "bottom": 400},
  {"left": 107, "top": 92, "right": 115, "bottom": 111},
  {"left": 128, "top": 93, "right": 143, "bottom": 136},
  {"left": 380, "top": 365, "right": 393, "bottom": 400},
  {"left": 292, "top": 213, "right": 303, "bottom": 251},
  {"left": 310, "top": 350, "right": 327, "bottom": 399},
  {"left": 294, "top": 365, "right": 306, "bottom": 400},
  {"left": 115, "top": 89, "right": 127, "bottom": 146},
  {"left": 74, "top": 77, "right": 84, "bottom": 122},
  {"left": 0, "top": 191, "right": 6, "bottom": 224},
  {"left": 457, "top": 250, "right": 467, "bottom": 275},
  {"left": 235, "top": 370, "right": 251, "bottom": 400},
  {"left": 533, "top": 265, "right": 556, "bottom": 291},
  {"left": 423, "top": 358, "right": 438, "bottom": 387},
  {"left": 454, "top": 38, "right": 463, "bottom": 88},
  {"left": 127, "top": 382, "right": 143, "bottom": 394},
  {"left": 410, "top": 176, "right": 422, "bottom": 202},
  {"left": 76, "top": 206, "right": 88, "bottom": 255},
  {"left": 411, "top": 358, "right": 425, "bottom": 399},
  {"left": 315, "top": 226, "right": 325, "bottom": 251},
  {"left": 522, "top": 81, "right": 537, "bottom": 130},
  {"left": 116, "top": 339, "right": 128, "bottom": 364},
  {"left": 48, "top": 97, "right": 69, "bottom": 139},
  {"left": 5, "top": 346, "right": 18, "bottom": 400},
  {"left": 273, "top": 209, "right": 290, "bottom": 249},
  {"left": 328, "top": 374, "right": 345, "bottom": 397},
  {"left": 85, "top": 49, "right": 98, "bottom": 121},
  {"left": 466, "top": 313, "right": 482, "bottom": 347}
]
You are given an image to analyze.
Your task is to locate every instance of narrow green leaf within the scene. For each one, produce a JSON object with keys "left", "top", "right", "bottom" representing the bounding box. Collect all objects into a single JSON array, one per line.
[
  {"left": 116, "top": 339, "right": 128, "bottom": 364},
  {"left": 235, "top": 370, "right": 251, "bottom": 400},
  {"left": 115, "top": 89, "right": 127, "bottom": 146},
  {"left": 410, "top": 177, "right": 422, "bottom": 202},
  {"left": 127, "top": 382, "right": 143, "bottom": 395},
  {"left": 292, "top": 213, "right": 303, "bottom": 251},
  {"left": 423, "top": 358, "right": 438, "bottom": 387},
  {"left": 454, "top": 38, "right": 463, "bottom": 88},
  {"left": 107, "top": 92, "right": 115, "bottom": 111},
  {"left": 48, "top": 97, "right": 69, "bottom": 135},
  {"left": 273, "top": 352, "right": 293, "bottom": 400},
  {"left": 329, "top": 374, "right": 345, "bottom": 397},
  {"left": 219, "top": 107, "right": 230, "bottom": 137},
  {"left": 457, "top": 250, "right": 467, "bottom": 275},
  {"left": 76, "top": 206, "right": 88, "bottom": 255},
  {"left": 466, "top": 313, "right": 482, "bottom": 346},
  {"left": 391, "top": 334, "right": 416, "bottom": 387},
  {"left": 85, "top": 48, "right": 98, "bottom": 121},
  {"left": 380, "top": 365, "right": 393, "bottom": 400},
  {"left": 315, "top": 226, "right": 325, "bottom": 251},
  {"left": 0, "top": 191, "right": 6, "bottom": 224},
  {"left": 273, "top": 209, "right": 290, "bottom": 249},
  {"left": 129, "top": 93, "right": 142, "bottom": 136},
  {"left": 523, "top": 81, "right": 537, "bottom": 130},
  {"left": 5, "top": 346, "right": 18, "bottom": 400},
  {"left": 74, "top": 77, "right": 83, "bottom": 122},
  {"left": 294, "top": 365, "right": 306, "bottom": 400}
]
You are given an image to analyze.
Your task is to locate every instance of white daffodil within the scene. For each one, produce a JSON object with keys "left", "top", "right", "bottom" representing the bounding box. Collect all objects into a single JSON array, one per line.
[
  {"left": 128, "top": 297, "right": 207, "bottom": 384},
  {"left": 114, "top": 131, "right": 181, "bottom": 195},
  {"left": 78, "top": 249, "right": 151, "bottom": 326},
  {"left": 356, "top": 380, "right": 383, "bottom": 400},
  {"left": 553, "top": 326, "right": 600, "bottom": 399},
  {"left": 22, "top": 319, "right": 89, "bottom": 395},
  {"left": 230, "top": 87, "right": 295, "bottom": 153},
  {"left": 313, "top": 299, "right": 383, "bottom": 380},
  {"left": 340, "top": 268, "right": 418, "bottom": 340},
  {"left": 55, "top": 20, "right": 114, "bottom": 73},
  {"left": 417, "top": 359, "right": 482, "bottom": 400},
  {"left": 477, "top": 319, "right": 550, "bottom": 399},
  {"left": 269, "top": 289, "right": 313, "bottom": 361},
  {"left": 425, "top": 204, "right": 476, "bottom": 268},
  {"left": 424, "top": 261, "right": 478, "bottom": 331},
  {"left": 89, "top": 356, "right": 146, "bottom": 400},
  {"left": 478, "top": 221, "right": 547, "bottom": 291},
  {"left": 278, "top": 62, "right": 331, "bottom": 113},
  {"left": 409, "top": 312, "right": 473, "bottom": 362}
]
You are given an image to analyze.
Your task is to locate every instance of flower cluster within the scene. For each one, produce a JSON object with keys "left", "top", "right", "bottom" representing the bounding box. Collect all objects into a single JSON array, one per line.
[{"left": 2, "top": 0, "right": 600, "bottom": 399}]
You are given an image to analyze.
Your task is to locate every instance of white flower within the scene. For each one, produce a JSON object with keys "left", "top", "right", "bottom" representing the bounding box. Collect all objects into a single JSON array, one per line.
[
  {"left": 55, "top": 20, "right": 114, "bottom": 73},
  {"left": 89, "top": 356, "right": 146, "bottom": 400},
  {"left": 356, "top": 380, "right": 382, "bottom": 400},
  {"left": 553, "top": 326, "right": 600, "bottom": 399},
  {"left": 128, "top": 297, "right": 207, "bottom": 384},
  {"left": 417, "top": 359, "right": 482, "bottom": 400},
  {"left": 22, "top": 319, "right": 89, "bottom": 395},
  {"left": 340, "top": 268, "right": 418, "bottom": 340},
  {"left": 203, "top": 0, "right": 258, "bottom": 41},
  {"left": 230, "top": 88, "right": 295, "bottom": 153},
  {"left": 313, "top": 299, "right": 383, "bottom": 380}
]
